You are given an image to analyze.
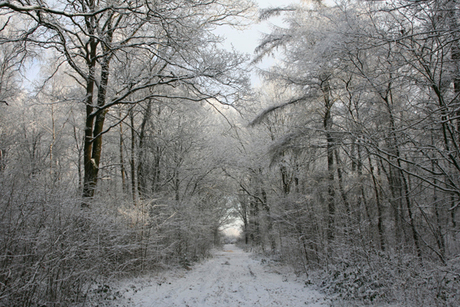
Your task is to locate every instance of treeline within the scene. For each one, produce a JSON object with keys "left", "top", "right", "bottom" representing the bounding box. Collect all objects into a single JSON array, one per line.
[
  {"left": 231, "top": 1, "right": 460, "bottom": 305},
  {"left": 0, "top": 0, "right": 252, "bottom": 305},
  {"left": 0, "top": 98, "right": 236, "bottom": 306}
]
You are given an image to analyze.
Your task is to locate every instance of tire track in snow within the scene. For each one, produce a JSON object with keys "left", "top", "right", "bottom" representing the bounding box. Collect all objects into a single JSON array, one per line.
[{"left": 129, "top": 244, "right": 326, "bottom": 307}]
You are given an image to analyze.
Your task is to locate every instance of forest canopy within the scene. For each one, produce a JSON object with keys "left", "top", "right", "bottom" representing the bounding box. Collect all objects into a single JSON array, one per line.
[{"left": 0, "top": 0, "right": 459, "bottom": 306}]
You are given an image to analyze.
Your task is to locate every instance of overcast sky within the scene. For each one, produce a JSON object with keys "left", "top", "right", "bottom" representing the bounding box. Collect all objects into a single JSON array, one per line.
[
  {"left": 217, "top": 0, "right": 300, "bottom": 55},
  {"left": 213, "top": 0, "right": 302, "bottom": 85},
  {"left": 216, "top": 0, "right": 336, "bottom": 85}
]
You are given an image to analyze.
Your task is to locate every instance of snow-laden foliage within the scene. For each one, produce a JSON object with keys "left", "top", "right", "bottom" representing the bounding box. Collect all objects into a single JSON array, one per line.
[
  {"left": 319, "top": 248, "right": 460, "bottom": 306},
  {"left": 242, "top": 0, "right": 460, "bottom": 306},
  {"left": 0, "top": 172, "right": 224, "bottom": 306}
]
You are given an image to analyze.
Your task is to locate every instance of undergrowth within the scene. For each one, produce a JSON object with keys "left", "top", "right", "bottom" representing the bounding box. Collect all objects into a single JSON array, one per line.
[{"left": 317, "top": 249, "right": 460, "bottom": 306}]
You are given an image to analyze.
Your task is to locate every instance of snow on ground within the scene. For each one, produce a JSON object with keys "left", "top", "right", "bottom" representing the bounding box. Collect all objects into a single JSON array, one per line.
[{"left": 123, "top": 244, "right": 327, "bottom": 307}]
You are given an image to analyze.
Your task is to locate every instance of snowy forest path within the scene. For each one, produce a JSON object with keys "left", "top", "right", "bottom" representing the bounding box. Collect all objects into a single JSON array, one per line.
[{"left": 129, "top": 244, "right": 326, "bottom": 306}]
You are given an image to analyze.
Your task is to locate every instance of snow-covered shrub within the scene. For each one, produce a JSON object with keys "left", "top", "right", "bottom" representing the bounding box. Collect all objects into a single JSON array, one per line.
[
  {"left": 0, "top": 174, "right": 220, "bottom": 306},
  {"left": 320, "top": 254, "right": 391, "bottom": 303},
  {"left": 318, "top": 247, "right": 460, "bottom": 306},
  {"left": 0, "top": 176, "right": 87, "bottom": 306}
]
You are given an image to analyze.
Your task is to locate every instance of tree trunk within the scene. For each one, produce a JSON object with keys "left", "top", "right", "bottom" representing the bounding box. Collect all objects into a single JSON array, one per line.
[
  {"left": 398, "top": 160, "right": 423, "bottom": 262},
  {"left": 82, "top": 64, "right": 97, "bottom": 203},
  {"left": 335, "top": 149, "right": 350, "bottom": 218},
  {"left": 321, "top": 76, "right": 335, "bottom": 241},
  {"left": 137, "top": 100, "right": 152, "bottom": 199},
  {"left": 130, "top": 109, "right": 137, "bottom": 205},
  {"left": 368, "top": 153, "right": 385, "bottom": 251},
  {"left": 119, "top": 109, "right": 127, "bottom": 194},
  {"left": 81, "top": 10, "right": 114, "bottom": 205},
  {"left": 261, "top": 185, "right": 276, "bottom": 252}
]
